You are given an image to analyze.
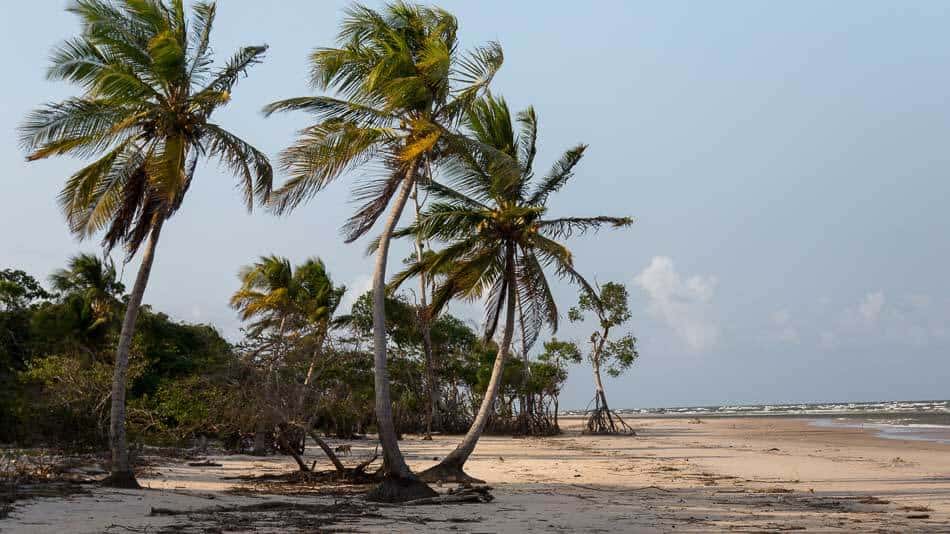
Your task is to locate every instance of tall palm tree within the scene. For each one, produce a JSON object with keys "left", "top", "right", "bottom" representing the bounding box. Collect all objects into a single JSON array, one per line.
[
  {"left": 391, "top": 95, "right": 633, "bottom": 482},
  {"left": 19, "top": 0, "right": 272, "bottom": 487},
  {"left": 263, "top": 2, "right": 502, "bottom": 501}
]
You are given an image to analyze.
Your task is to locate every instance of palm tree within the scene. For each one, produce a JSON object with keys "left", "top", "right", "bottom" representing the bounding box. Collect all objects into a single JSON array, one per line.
[
  {"left": 50, "top": 253, "right": 125, "bottom": 330},
  {"left": 263, "top": 2, "right": 502, "bottom": 501},
  {"left": 19, "top": 0, "right": 272, "bottom": 487},
  {"left": 231, "top": 256, "right": 342, "bottom": 373},
  {"left": 231, "top": 255, "right": 343, "bottom": 468},
  {"left": 391, "top": 95, "right": 633, "bottom": 482}
]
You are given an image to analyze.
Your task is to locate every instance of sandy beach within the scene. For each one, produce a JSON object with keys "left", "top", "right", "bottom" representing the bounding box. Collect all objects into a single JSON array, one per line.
[{"left": 2, "top": 416, "right": 947, "bottom": 533}]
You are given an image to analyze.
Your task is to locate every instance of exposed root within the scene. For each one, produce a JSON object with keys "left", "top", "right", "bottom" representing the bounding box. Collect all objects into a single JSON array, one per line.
[
  {"left": 418, "top": 462, "right": 485, "bottom": 484},
  {"left": 583, "top": 394, "right": 635, "bottom": 435},
  {"left": 365, "top": 473, "right": 437, "bottom": 503}
]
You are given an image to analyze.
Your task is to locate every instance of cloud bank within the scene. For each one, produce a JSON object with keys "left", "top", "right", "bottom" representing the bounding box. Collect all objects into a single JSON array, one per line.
[{"left": 634, "top": 256, "right": 720, "bottom": 352}]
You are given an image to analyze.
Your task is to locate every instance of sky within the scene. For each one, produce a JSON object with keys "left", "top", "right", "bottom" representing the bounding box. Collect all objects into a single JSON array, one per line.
[{"left": 2, "top": 1, "right": 949, "bottom": 410}]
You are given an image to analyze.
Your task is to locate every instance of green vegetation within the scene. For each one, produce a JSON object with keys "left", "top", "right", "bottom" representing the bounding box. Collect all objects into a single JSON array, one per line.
[{"left": 7, "top": 0, "right": 637, "bottom": 503}]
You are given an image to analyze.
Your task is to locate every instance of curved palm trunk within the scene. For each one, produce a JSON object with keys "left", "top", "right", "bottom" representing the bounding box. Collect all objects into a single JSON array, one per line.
[
  {"left": 365, "top": 166, "right": 436, "bottom": 502},
  {"left": 103, "top": 217, "right": 164, "bottom": 488},
  {"left": 420, "top": 245, "right": 516, "bottom": 483}
]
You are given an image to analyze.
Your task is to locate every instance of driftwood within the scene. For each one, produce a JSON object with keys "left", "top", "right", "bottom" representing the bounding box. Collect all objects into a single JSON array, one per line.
[
  {"left": 383, "top": 485, "right": 495, "bottom": 506},
  {"left": 186, "top": 460, "right": 222, "bottom": 467}
]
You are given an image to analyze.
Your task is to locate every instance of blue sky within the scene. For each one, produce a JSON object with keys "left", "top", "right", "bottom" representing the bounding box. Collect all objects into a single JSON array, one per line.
[{"left": 2, "top": 1, "right": 948, "bottom": 409}]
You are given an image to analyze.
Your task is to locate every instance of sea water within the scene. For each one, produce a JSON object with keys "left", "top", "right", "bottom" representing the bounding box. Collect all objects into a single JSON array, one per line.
[{"left": 564, "top": 399, "right": 950, "bottom": 444}]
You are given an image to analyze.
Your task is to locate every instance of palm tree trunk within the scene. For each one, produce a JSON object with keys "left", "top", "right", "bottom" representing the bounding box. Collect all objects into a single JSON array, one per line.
[
  {"left": 420, "top": 244, "right": 517, "bottom": 483},
  {"left": 103, "top": 217, "right": 164, "bottom": 488},
  {"left": 365, "top": 165, "right": 436, "bottom": 502}
]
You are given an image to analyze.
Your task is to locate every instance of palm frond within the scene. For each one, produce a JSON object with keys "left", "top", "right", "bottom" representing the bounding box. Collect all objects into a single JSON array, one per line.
[
  {"left": 341, "top": 163, "right": 410, "bottom": 243},
  {"left": 20, "top": 98, "right": 141, "bottom": 159},
  {"left": 527, "top": 144, "right": 587, "bottom": 206},
  {"left": 201, "top": 123, "right": 274, "bottom": 209},
  {"left": 538, "top": 216, "right": 634, "bottom": 239},
  {"left": 194, "top": 45, "right": 268, "bottom": 105},
  {"left": 186, "top": 1, "right": 216, "bottom": 80},
  {"left": 270, "top": 122, "right": 393, "bottom": 215}
]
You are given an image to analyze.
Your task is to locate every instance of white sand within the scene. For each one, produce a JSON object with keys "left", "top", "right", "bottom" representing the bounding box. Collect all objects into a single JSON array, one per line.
[{"left": 3, "top": 416, "right": 948, "bottom": 532}]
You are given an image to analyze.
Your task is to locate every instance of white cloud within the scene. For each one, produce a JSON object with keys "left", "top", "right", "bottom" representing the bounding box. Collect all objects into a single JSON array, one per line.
[
  {"left": 634, "top": 256, "right": 719, "bottom": 352},
  {"left": 858, "top": 291, "right": 885, "bottom": 323}
]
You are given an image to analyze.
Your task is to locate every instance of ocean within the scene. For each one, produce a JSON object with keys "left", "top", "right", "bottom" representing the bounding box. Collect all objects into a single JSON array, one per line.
[{"left": 567, "top": 399, "right": 950, "bottom": 445}]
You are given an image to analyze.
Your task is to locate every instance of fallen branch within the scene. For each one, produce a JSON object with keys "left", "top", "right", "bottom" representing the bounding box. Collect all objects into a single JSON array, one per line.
[
  {"left": 353, "top": 445, "right": 379, "bottom": 475},
  {"left": 386, "top": 485, "right": 494, "bottom": 506}
]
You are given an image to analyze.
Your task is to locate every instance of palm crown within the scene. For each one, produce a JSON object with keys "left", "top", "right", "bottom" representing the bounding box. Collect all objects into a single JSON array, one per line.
[
  {"left": 263, "top": 1, "right": 504, "bottom": 239},
  {"left": 19, "top": 0, "right": 272, "bottom": 255},
  {"left": 393, "top": 95, "right": 633, "bottom": 349},
  {"left": 231, "top": 256, "right": 343, "bottom": 342},
  {"left": 50, "top": 253, "right": 126, "bottom": 332}
]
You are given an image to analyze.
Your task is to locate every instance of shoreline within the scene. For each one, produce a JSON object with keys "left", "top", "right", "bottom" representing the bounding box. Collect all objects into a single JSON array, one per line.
[{"left": 3, "top": 416, "right": 948, "bottom": 532}]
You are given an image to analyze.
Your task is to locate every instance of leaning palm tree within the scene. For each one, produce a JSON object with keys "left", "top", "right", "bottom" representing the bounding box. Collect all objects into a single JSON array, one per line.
[
  {"left": 19, "top": 0, "right": 272, "bottom": 487},
  {"left": 391, "top": 95, "right": 633, "bottom": 482},
  {"left": 263, "top": 2, "right": 502, "bottom": 501}
]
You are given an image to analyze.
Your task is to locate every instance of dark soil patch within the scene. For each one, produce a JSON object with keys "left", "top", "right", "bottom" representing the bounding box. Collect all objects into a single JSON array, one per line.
[
  {"left": 150, "top": 500, "right": 384, "bottom": 533},
  {"left": 226, "top": 469, "right": 380, "bottom": 497}
]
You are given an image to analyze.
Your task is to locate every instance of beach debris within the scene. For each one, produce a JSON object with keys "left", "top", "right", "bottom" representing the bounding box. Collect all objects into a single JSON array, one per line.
[
  {"left": 397, "top": 485, "right": 494, "bottom": 505},
  {"left": 857, "top": 496, "right": 890, "bottom": 505},
  {"left": 754, "top": 487, "right": 795, "bottom": 494},
  {"left": 899, "top": 505, "right": 932, "bottom": 512},
  {"left": 187, "top": 460, "right": 222, "bottom": 467}
]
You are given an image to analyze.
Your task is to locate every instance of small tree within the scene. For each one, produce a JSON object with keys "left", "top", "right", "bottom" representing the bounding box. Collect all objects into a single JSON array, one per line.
[
  {"left": 537, "top": 338, "right": 582, "bottom": 431},
  {"left": 569, "top": 282, "right": 639, "bottom": 434}
]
